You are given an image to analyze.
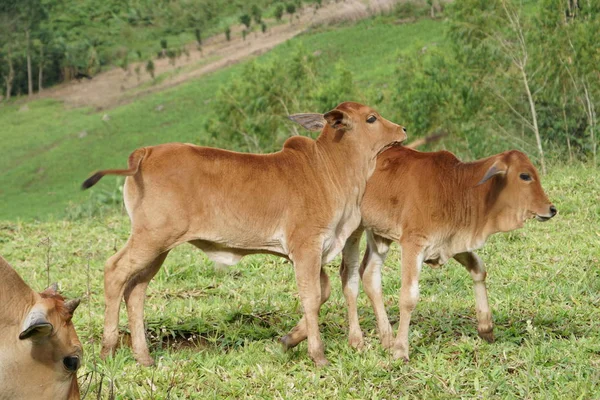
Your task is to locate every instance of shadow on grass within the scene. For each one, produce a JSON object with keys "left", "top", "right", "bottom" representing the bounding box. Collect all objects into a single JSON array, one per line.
[
  {"left": 113, "top": 309, "right": 286, "bottom": 355},
  {"left": 384, "top": 306, "right": 594, "bottom": 348}
]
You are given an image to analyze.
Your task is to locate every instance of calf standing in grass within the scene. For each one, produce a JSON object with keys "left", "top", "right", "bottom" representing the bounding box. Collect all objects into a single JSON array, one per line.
[
  {"left": 82, "top": 102, "right": 406, "bottom": 366},
  {"left": 338, "top": 147, "right": 557, "bottom": 361},
  {"left": 0, "top": 255, "right": 82, "bottom": 400}
]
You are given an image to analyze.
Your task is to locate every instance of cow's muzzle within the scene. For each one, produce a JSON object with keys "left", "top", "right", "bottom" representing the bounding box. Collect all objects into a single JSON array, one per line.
[{"left": 536, "top": 205, "right": 557, "bottom": 221}]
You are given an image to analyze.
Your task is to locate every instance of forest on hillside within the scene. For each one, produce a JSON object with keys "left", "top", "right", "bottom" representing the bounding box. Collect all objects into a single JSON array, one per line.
[{"left": 0, "top": 0, "right": 311, "bottom": 97}]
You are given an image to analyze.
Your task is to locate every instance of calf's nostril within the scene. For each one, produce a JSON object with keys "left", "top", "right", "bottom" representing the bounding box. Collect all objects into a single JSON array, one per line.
[{"left": 549, "top": 205, "right": 557, "bottom": 216}]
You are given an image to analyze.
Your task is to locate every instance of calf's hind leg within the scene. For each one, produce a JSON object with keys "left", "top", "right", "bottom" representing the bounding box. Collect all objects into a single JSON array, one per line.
[
  {"left": 391, "top": 244, "right": 423, "bottom": 361},
  {"left": 101, "top": 237, "right": 169, "bottom": 365},
  {"left": 359, "top": 233, "right": 394, "bottom": 349},
  {"left": 340, "top": 230, "right": 365, "bottom": 349},
  {"left": 124, "top": 251, "right": 170, "bottom": 366},
  {"left": 453, "top": 251, "right": 494, "bottom": 342}
]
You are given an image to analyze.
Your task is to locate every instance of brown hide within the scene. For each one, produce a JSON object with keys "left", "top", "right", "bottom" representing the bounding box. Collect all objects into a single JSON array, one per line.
[
  {"left": 0, "top": 255, "right": 82, "bottom": 400},
  {"left": 363, "top": 148, "right": 555, "bottom": 248},
  {"left": 82, "top": 102, "right": 406, "bottom": 366},
  {"left": 340, "top": 147, "right": 556, "bottom": 361}
]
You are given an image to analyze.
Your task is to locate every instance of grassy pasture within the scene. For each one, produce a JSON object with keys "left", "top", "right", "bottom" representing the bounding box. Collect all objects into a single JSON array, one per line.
[{"left": 1, "top": 164, "right": 598, "bottom": 398}]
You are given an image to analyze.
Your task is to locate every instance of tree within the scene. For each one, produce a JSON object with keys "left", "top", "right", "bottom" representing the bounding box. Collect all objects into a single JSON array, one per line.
[
  {"left": 18, "top": 0, "right": 47, "bottom": 97},
  {"left": 206, "top": 46, "right": 358, "bottom": 153},
  {"left": 0, "top": 13, "right": 17, "bottom": 100},
  {"left": 146, "top": 59, "right": 155, "bottom": 79},
  {"left": 497, "top": 0, "right": 546, "bottom": 173},
  {"left": 448, "top": 0, "right": 547, "bottom": 173},
  {"left": 194, "top": 27, "right": 202, "bottom": 46},
  {"left": 274, "top": 4, "right": 284, "bottom": 21},
  {"left": 225, "top": 26, "right": 231, "bottom": 41},
  {"left": 251, "top": 5, "right": 262, "bottom": 24},
  {"left": 240, "top": 14, "right": 251, "bottom": 29},
  {"left": 286, "top": 4, "right": 296, "bottom": 24}
]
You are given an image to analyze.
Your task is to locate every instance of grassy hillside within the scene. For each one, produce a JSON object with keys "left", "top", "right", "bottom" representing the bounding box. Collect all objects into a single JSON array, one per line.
[
  {"left": 0, "top": 16, "right": 444, "bottom": 221},
  {"left": 1, "top": 164, "right": 598, "bottom": 398}
]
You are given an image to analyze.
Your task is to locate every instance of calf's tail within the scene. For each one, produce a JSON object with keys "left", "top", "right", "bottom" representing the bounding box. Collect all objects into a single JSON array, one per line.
[{"left": 81, "top": 148, "right": 147, "bottom": 190}]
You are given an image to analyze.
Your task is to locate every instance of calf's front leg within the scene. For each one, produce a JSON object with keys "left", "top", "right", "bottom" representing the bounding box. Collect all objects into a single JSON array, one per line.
[
  {"left": 453, "top": 251, "right": 494, "bottom": 342},
  {"left": 281, "top": 251, "right": 330, "bottom": 366}
]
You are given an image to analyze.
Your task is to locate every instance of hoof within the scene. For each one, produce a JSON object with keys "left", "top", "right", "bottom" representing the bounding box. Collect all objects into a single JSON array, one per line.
[
  {"left": 380, "top": 334, "right": 394, "bottom": 350},
  {"left": 392, "top": 348, "right": 409, "bottom": 362},
  {"left": 136, "top": 354, "right": 155, "bottom": 367},
  {"left": 348, "top": 334, "right": 364, "bottom": 350},
  {"left": 99, "top": 346, "right": 114, "bottom": 360},
  {"left": 280, "top": 335, "right": 294, "bottom": 352},
  {"left": 314, "top": 357, "right": 330, "bottom": 367},
  {"left": 478, "top": 329, "right": 495, "bottom": 343}
]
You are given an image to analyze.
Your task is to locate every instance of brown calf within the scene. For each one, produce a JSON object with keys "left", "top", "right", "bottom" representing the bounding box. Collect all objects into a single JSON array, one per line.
[
  {"left": 82, "top": 102, "right": 406, "bottom": 366},
  {"left": 339, "top": 147, "right": 556, "bottom": 361},
  {"left": 0, "top": 255, "right": 82, "bottom": 400}
]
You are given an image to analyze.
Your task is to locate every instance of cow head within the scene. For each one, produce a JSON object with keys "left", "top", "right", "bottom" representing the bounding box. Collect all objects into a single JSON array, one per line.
[
  {"left": 477, "top": 150, "right": 556, "bottom": 230},
  {"left": 289, "top": 102, "right": 407, "bottom": 159},
  {"left": 3, "top": 280, "right": 82, "bottom": 400}
]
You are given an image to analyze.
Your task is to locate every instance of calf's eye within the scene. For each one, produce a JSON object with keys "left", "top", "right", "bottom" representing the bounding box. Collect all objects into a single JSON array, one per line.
[
  {"left": 366, "top": 115, "right": 377, "bottom": 123},
  {"left": 63, "top": 356, "right": 80, "bottom": 372},
  {"left": 519, "top": 173, "right": 532, "bottom": 181}
]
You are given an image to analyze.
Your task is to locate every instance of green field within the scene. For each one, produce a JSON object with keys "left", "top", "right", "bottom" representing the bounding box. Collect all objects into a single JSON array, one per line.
[{"left": 1, "top": 3, "right": 599, "bottom": 399}]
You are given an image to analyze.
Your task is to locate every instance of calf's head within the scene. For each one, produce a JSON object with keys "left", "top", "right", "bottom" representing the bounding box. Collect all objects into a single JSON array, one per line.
[
  {"left": 478, "top": 150, "right": 556, "bottom": 229},
  {"left": 289, "top": 102, "right": 407, "bottom": 159},
  {"left": 1, "top": 274, "right": 82, "bottom": 400}
]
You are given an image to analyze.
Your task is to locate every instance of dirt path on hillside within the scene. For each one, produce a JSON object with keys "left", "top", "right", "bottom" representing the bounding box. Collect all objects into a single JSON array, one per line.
[{"left": 38, "top": 0, "right": 400, "bottom": 110}]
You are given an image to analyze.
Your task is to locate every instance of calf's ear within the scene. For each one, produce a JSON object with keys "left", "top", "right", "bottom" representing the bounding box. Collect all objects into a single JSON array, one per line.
[
  {"left": 324, "top": 109, "right": 352, "bottom": 131},
  {"left": 477, "top": 160, "right": 508, "bottom": 186},
  {"left": 19, "top": 305, "right": 53, "bottom": 340},
  {"left": 288, "top": 113, "right": 326, "bottom": 132}
]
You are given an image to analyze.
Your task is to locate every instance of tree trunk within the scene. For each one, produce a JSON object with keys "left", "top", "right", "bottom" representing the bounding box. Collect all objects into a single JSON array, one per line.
[
  {"left": 561, "top": 95, "right": 573, "bottom": 163},
  {"left": 38, "top": 45, "right": 44, "bottom": 92},
  {"left": 520, "top": 66, "right": 546, "bottom": 174},
  {"left": 4, "top": 56, "right": 14, "bottom": 101},
  {"left": 581, "top": 79, "right": 597, "bottom": 165},
  {"left": 26, "top": 29, "right": 33, "bottom": 97}
]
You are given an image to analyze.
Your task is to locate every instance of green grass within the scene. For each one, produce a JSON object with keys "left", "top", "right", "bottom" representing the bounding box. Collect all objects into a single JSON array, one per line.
[{"left": 1, "top": 163, "right": 598, "bottom": 398}]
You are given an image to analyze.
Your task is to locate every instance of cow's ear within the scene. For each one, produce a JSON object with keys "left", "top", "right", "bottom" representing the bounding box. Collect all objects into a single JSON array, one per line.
[
  {"left": 64, "top": 298, "right": 81, "bottom": 317},
  {"left": 19, "top": 306, "right": 53, "bottom": 340},
  {"left": 41, "top": 282, "right": 58, "bottom": 296},
  {"left": 477, "top": 160, "right": 508, "bottom": 186},
  {"left": 324, "top": 109, "right": 352, "bottom": 131},
  {"left": 288, "top": 113, "right": 326, "bottom": 132}
]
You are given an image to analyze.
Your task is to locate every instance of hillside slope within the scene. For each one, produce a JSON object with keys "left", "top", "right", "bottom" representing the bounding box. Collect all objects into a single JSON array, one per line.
[{"left": 0, "top": 11, "right": 443, "bottom": 221}]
